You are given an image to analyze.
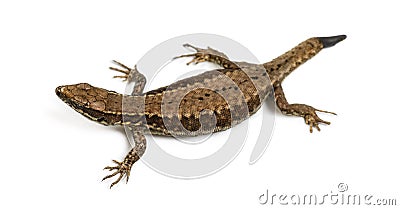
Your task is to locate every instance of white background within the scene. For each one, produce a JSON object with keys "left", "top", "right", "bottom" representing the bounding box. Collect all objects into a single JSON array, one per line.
[{"left": 1, "top": 0, "right": 399, "bottom": 209}]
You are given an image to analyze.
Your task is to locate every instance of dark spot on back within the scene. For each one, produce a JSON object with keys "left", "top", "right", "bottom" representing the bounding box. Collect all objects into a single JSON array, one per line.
[{"left": 146, "top": 86, "right": 167, "bottom": 96}]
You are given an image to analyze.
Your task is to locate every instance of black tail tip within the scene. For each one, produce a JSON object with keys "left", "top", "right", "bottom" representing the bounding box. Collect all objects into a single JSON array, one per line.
[{"left": 318, "top": 35, "right": 347, "bottom": 48}]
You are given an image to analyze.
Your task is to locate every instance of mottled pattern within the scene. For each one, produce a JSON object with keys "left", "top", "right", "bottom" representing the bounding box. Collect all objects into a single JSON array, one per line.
[
  {"left": 56, "top": 35, "right": 346, "bottom": 187},
  {"left": 264, "top": 37, "right": 324, "bottom": 85},
  {"left": 56, "top": 83, "right": 124, "bottom": 125},
  {"left": 56, "top": 37, "right": 335, "bottom": 135},
  {"left": 142, "top": 66, "right": 268, "bottom": 136}
]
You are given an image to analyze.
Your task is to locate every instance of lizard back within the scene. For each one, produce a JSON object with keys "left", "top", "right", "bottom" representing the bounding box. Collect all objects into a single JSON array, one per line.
[{"left": 136, "top": 64, "right": 271, "bottom": 136}]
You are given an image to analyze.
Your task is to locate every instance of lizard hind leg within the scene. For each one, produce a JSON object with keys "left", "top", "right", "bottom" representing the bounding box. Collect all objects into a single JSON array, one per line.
[{"left": 274, "top": 84, "right": 336, "bottom": 133}]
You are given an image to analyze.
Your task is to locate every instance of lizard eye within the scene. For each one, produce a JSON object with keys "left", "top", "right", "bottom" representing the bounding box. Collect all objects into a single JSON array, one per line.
[{"left": 97, "top": 117, "right": 106, "bottom": 123}]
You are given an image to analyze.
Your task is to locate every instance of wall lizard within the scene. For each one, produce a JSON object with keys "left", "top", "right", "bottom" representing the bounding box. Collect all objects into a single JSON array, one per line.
[{"left": 56, "top": 35, "right": 346, "bottom": 188}]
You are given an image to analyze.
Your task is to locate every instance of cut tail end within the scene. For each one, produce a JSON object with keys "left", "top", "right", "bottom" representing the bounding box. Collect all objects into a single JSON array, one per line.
[{"left": 318, "top": 35, "right": 347, "bottom": 48}]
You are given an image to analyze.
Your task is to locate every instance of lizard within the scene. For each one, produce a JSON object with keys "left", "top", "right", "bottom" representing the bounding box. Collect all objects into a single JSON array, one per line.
[{"left": 55, "top": 35, "right": 346, "bottom": 188}]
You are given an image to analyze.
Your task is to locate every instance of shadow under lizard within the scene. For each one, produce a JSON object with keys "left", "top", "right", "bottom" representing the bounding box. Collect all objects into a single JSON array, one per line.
[{"left": 56, "top": 35, "right": 346, "bottom": 188}]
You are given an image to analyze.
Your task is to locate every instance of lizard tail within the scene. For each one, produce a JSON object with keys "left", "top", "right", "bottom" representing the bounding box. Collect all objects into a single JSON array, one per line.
[{"left": 318, "top": 35, "right": 347, "bottom": 48}]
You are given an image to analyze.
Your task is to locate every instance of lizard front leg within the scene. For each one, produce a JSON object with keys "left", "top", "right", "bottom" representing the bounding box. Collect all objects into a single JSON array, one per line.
[
  {"left": 102, "top": 130, "right": 146, "bottom": 188},
  {"left": 174, "top": 44, "right": 239, "bottom": 69},
  {"left": 273, "top": 83, "right": 336, "bottom": 133},
  {"left": 109, "top": 60, "right": 147, "bottom": 96},
  {"left": 103, "top": 60, "right": 147, "bottom": 188}
]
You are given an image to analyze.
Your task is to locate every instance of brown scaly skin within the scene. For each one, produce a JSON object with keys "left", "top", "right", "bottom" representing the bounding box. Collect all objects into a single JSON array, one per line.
[
  {"left": 263, "top": 37, "right": 342, "bottom": 132},
  {"left": 56, "top": 35, "right": 346, "bottom": 188}
]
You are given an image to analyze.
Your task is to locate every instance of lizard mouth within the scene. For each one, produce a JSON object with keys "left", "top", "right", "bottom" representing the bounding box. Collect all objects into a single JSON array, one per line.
[
  {"left": 55, "top": 84, "right": 123, "bottom": 126},
  {"left": 55, "top": 83, "right": 92, "bottom": 105},
  {"left": 55, "top": 84, "right": 89, "bottom": 114},
  {"left": 55, "top": 86, "right": 63, "bottom": 96},
  {"left": 55, "top": 85, "right": 68, "bottom": 102},
  {"left": 55, "top": 85, "right": 82, "bottom": 112}
]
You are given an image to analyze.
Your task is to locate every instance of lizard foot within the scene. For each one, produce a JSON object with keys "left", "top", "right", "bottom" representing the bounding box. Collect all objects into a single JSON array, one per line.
[
  {"left": 173, "top": 44, "right": 228, "bottom": 65},
  {"left": 102, "top": 159, "right": 132, "bottom": 189},
  {"left": 302, "top": 106, "right": 336, "bottom": 133},
  {"left": 102, "top": 144, "right": 143, "bottom": 188},
  {"left": 109, "top": 60, "right": 138, "bottom": 82}
]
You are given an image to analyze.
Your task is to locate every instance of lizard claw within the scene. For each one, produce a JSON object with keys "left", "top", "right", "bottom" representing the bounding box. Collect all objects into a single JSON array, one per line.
[
  {"left": 173, "top": 43, "right": 227, "bottom": 65},
  {"left": 109, "top": 60, "right": 137, "bottom": 82},
  {"left": 304, "top": 108, "right": 336, "bottom": 133},
  {"left": 102, "top": 159, "right": 132, "bottom": 189},
  {"left": 182, "top": 43, "right": 203, "bottom": 51},
  {"left": 186, "top": 54, "right": 209, "bottom": 65},
  {"left": 173, "top": 44, "right": 210, "bottom": 65}
]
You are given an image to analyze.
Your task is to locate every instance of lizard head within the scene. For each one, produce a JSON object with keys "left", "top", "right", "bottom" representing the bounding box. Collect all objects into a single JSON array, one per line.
[{"left": 55, "top": 83, "right": 123, "bottom": 125}]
